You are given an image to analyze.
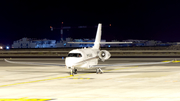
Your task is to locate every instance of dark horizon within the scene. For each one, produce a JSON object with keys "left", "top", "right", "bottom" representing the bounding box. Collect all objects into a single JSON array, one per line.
[{"left": 1, "top": 0, "right": 180, "bottom": 45}]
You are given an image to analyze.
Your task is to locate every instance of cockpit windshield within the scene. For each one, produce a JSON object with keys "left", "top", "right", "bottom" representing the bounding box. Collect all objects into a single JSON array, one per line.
[{"left": 67, "top": 53, "right": 82, "bottom": 57}]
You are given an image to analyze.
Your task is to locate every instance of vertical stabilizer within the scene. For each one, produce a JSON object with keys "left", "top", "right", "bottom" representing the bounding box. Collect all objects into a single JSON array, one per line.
[{"left": 93, "top": 23, "right": 102, "bottom": 49}]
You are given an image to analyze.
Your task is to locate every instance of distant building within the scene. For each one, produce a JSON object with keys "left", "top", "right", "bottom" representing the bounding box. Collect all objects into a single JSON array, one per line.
[
  {"left": 56, "top": 38, "right": 77, "bottom": 47},
  {"left": 144, "top": 40, "right": 157, "bottom": 46},
  {"left": 123, "top": 39, "right": 163, "bottom": 46},
  {"left": 12, "top": 37, "right": 178, "bottom": 48},
  {"left": 33, "top": 39, "right": 56, "bottom": 48},
  {"left": 12, "top": 38, "right": 56, "bottom": 48},
  {"left": 176, "top": 42, "right": 180, "bottom": 45}
]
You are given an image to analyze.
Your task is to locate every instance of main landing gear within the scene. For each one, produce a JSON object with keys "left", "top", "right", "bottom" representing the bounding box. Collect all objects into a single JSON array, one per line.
[
  {"left": 70, "top": 68, "right": 103, "bottom": 76},
  {"left": 96, "top": 68, "right": 103, "bottom": 74},
  {"left": 70, "top": 69, "right": 77, "bottom": 76}
]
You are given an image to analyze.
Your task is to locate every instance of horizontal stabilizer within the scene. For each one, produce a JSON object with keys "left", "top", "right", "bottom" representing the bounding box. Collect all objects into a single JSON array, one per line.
[
  {"left": 100, "top": 42, "right": 132, "bottom": 44},
  {"left": 68, "top": 42, "right": 132, "bottom": 44}
]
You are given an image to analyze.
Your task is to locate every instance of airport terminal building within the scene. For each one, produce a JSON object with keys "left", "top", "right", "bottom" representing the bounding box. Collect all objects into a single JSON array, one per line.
[
  {"left": 12, "top": 38, "right": 56, "bottom": 48},
  {"left": 12, "top": 37, "right": 178, "bottom": 48},
  {"left": 12, "top": 37, "right": 106, "bottom": 48}
]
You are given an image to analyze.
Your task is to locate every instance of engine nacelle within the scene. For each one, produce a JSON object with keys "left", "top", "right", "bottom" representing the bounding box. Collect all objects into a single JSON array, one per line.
[{"left": 98, "top": 50, "right": 111, "bottom": 61}]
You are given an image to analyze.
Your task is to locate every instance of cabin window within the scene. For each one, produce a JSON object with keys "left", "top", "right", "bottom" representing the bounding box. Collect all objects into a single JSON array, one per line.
[{"left": 68, "top": 53, "right": 82, "bottom": 57}]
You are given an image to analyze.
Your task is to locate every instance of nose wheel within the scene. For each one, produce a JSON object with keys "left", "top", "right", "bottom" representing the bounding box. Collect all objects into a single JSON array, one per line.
[
  {"left": 96, "top": 68, "right": 103, "bottom": 74},
  {"left": 74, "top": 69, "right": 77, "bottom": 74},
  {"left": 70, "top": 69, "right": 77, "bottom": 76},
  {"left": 70, "top": 69, "right": 74, "bottom": 76}
]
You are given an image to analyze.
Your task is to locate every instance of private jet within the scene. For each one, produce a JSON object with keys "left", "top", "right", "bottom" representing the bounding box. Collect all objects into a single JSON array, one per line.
[{"left": 4, "top": 23, "right": 175, "bottom": 76}]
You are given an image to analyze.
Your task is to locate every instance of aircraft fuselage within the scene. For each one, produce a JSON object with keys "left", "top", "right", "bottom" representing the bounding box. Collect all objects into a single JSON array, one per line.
[{"left": 65, "top": 48, "right": 99, "bottom": 70}]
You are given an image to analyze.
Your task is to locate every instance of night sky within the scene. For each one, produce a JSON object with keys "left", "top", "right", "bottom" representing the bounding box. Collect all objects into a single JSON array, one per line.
[{"left": 1, "top": 0, "right": 180, "bottom": 45}]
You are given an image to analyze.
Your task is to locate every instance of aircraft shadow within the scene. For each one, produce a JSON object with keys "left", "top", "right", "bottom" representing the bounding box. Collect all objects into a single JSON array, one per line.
[{"left": 6, "top": 69, "right": 177, "bottom": 75}]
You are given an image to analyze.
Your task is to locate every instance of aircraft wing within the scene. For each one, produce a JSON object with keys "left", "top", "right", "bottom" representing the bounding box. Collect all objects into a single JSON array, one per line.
[
  {"left": 4, "top": 59, "right": 177, "bottom": 68},
  {"left": 4, "top": 59, "right": 65, "bottom": 67},
  {"left": 92, "top": 60, "right": 175, "bottom": 68},
  {"left": 71, "top": 56, "right": 175, "bottom": 68}
]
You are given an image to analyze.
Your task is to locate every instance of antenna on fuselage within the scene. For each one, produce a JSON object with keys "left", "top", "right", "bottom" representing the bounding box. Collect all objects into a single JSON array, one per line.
[{"left": 92, "top": 23, "right": 102, "bottom": 49}]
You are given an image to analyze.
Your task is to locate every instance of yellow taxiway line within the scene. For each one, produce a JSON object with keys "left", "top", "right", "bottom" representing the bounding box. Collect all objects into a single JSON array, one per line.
[
  {"left": 0, "top": 97, "right": 52, "bottom": 101},
  {"left": 162, "top": 60, "right": 180, "bottom": 63},
  {"left": 0, "top": 66, "right": 138, "bottom": 88},
  {"left": 0, "top": 73, "right": 90, "bottom": 88}
]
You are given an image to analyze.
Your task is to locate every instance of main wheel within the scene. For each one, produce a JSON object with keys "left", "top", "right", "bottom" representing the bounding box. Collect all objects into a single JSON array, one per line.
[
  {"left": 96, "top": 69, "right": 99, "bottom": 74},
  {"left": 74, "top": 69, "right": 77, "bottom": 74},
  {"left": 96, "top": 69, "right": 98, "bottom": 74}
]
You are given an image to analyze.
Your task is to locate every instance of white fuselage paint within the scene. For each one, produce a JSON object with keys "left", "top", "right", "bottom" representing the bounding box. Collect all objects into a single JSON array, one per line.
[{"left": 65, "top": 48, "right": 99, "bottom": 70}]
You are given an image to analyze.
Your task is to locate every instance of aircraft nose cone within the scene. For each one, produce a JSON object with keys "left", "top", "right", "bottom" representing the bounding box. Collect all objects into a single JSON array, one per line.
[{"left": 65, "top": 57, "right": 80, "bottom": 67}]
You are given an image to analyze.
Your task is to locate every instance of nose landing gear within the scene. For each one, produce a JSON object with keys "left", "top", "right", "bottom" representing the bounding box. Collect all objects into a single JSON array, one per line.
[
  {"left": 70, "top": 69, "right": 77, "bottom": 76},
  {"left": 69, "top": 67, "right": 103, "bottom": 76}
]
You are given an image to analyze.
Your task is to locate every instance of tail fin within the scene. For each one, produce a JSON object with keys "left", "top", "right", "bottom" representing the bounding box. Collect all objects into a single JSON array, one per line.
[{"left": 93, "top": 23, "right": 102, "bottom": 49}]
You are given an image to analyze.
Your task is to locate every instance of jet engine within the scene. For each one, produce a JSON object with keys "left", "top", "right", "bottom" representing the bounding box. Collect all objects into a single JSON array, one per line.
[{"left": 98, "top": 50, "right": 111, "bottom": 61}]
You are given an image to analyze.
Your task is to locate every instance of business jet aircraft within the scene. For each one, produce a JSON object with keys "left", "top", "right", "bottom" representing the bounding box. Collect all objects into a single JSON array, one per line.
[{"left": 4, "top": 23, "right": 174, "bottom": 76}]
